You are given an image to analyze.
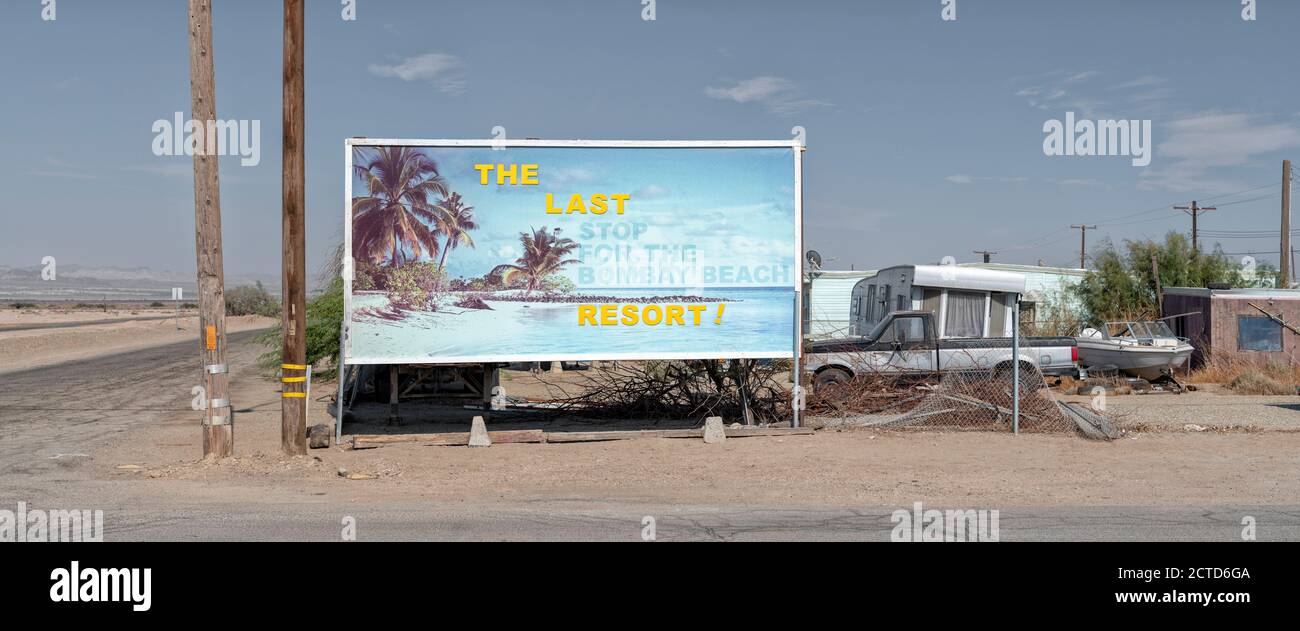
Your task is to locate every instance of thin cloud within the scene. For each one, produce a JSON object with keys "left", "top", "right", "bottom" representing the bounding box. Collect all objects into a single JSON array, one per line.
[
  {"left": 704, "top": 76, "right": 830, "bottom": 116},
  {"left": 945, "top": 175, "right": 1029, "bottom": 185},
  {"left": 368, "top": 53, "right": 467, "bottom": 95},
  {"left": 1012, "top": 71, "right": 1106, "bottom": 118},
  {"left": 1140, "top": 112, "right": 1300, "bottom": 192},
  {"left": 1108, "top": 75, "right": 1167, "bottom": 90}
]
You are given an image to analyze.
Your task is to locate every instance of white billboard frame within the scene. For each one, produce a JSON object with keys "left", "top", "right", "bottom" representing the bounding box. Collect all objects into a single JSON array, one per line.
[{"left": 342, "top": 138, "right": 804, "bottom": 366}]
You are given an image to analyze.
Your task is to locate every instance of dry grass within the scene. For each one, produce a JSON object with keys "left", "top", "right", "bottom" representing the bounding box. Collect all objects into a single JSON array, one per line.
[{"left": 1189, "top": 355, "right": 1300, "bottom": 395}]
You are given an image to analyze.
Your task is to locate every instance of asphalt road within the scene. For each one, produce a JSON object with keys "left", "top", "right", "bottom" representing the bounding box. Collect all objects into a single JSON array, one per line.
[
  {"left": 1, "top": 335, "right": 1297, "bottom": 541},
  {"left": 74, "top": 502, "right": 1300, "bottom": 541},
  {"left": 0, "top": 330, "right": 264, "bottom": 476},
  {"left": 0, "top": 315, "right": 181, "bottom": 333}
]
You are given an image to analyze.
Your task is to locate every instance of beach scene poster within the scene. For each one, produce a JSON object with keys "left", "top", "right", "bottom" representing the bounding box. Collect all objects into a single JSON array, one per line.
[{"left": 345, "top": 142, "right": 798, "bottom": 363}]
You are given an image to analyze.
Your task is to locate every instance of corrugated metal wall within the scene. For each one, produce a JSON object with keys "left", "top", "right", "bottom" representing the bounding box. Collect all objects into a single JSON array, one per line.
[{"left": 808, "top": 272, "right": 873, "bottom": 338}]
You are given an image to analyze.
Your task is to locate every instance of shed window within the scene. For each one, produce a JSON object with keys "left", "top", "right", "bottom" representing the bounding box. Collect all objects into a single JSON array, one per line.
[{"left": 1238, "top": 316, "right": 1282, "bottom": 352}]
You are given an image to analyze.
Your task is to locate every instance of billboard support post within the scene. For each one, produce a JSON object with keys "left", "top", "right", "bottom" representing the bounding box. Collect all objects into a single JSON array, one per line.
[{"left": 792, "top": 292, "right": 801, "bottom": 428}]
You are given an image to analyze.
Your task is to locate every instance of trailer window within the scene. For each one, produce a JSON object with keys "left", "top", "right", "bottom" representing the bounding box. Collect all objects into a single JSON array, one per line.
[
  {"left": 1238, "top": 316, "right": 1282, "bottom": 352},
  {"left": 944, "top": 290, "right": 986, "bottom": 338}
]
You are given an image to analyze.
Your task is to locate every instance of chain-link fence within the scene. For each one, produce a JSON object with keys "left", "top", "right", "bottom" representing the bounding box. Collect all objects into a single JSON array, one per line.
[{"left": 806, "top": 333, "right": 1112, "bottom": 437}]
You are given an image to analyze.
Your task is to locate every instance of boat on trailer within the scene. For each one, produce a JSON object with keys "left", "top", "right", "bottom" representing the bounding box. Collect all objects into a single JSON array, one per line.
[{"left": 1075, "top": 321, "right": 1194, "bottom": 381}]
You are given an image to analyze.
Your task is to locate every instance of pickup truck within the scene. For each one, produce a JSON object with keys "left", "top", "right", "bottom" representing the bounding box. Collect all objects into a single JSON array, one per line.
[{"left": 805, "top": 310, "right": 1079, "bottom": 391}]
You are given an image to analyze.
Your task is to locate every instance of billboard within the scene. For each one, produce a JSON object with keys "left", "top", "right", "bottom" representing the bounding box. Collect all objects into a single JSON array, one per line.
[{"left": 344, "top": 139, "right": 802, "bottom": 364}]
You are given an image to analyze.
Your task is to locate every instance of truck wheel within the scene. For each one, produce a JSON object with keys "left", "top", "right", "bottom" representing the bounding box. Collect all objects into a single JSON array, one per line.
[{"left": 813, "top": 367, "right": 853, "bottom": 392}]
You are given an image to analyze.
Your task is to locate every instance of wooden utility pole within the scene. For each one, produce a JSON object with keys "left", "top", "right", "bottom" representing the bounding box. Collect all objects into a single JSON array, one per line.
[
  {"left": 1070, "top": 225, "right": 1096, "bottom": 269},
  {"left": 189, "top": 0, "right": 232, "bottom": 458},
  {"left": 281, "top": 0, "right": 308, "bottom": 455},
  {"left": 1174, "top": 201, "right": 1216, "bottom": 254},
  {"left": 972, "top": 250, "right": 996, "bottom": 263},
  {"left": 1281, "top": 159, "right": 1291, "bottom": 288}
]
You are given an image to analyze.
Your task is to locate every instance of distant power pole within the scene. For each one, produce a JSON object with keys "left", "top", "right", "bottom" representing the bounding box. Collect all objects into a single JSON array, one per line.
[
  {"left": 1281, "top": 159, "right": 1291, "bottom": 288},
  {"left": 1174, "top": 201, "right": 1216, "bottom": 254},
  {"left": 1070, "top": 225, "right": 1096, "bottom": 269},
  {"left": 973, "top": 250, "right": 996, "bottom": 263},
  {"left": 188, "top": 0, "right": 233, "bottom": 458},
  {"left": 281, "top": 0, "right": 308, "bottom": 455}
]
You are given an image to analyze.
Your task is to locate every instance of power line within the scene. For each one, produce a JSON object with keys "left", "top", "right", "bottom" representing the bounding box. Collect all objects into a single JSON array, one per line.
[{"left": 1214, "top": 193, "right": 1280, "bottom": 207}]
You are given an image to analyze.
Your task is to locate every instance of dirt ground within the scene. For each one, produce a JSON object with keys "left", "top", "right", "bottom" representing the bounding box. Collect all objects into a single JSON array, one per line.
[
  {"left": 91, "top": 364, "right": 1300, "bottom": 510},
  {"left": 4, "top": 322, "right": 1298, "bottom": 516},
  {"left": 0, "top": 307, "right": 274, "bottom": 374}
]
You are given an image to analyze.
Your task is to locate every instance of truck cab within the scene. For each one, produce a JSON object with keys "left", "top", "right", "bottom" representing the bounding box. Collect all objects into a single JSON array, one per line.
[{"left": 805, "top": 310, "right": 1078, "bottom": 391}]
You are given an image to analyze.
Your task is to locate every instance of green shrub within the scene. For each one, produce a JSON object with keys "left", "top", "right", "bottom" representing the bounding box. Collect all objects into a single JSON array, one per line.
[
  {"left": 149, "top": 301, "right": 166, "bottom": 308},
  {"left": 258, "top": 277, "right": 345, "bottom": 379},
  {"left": 225, "top": 282, "right": 280, "bottom": 317}
]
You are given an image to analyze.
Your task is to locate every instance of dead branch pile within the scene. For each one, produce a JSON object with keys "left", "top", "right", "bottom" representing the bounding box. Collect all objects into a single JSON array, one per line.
[
  {"left": 533, "top": 360, "right": 792, "bottom": 425},
  {"left": 805, "top": 373, "right": 928, "bottom": 417}
]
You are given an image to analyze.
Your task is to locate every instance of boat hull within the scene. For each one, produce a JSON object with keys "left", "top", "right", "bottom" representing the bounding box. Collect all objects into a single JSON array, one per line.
[{"left": 1076, "top": 340, "right": 1194, "bottom": 380}]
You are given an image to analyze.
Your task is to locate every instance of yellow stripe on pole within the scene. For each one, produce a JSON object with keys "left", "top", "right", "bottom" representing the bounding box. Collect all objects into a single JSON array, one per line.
[
  {"left": 281, "top": 377, "right": 306, "bottom": 383},
  {"left": 281, "top": 363, "right": 308, "bottom": 370},
  {"left": 282, "top": 392, "right": 307, "bottom": 398}
]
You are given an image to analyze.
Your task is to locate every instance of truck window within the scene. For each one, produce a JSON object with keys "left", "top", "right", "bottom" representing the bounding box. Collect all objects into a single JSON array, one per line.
[{"left": 891, "top": 316, "right": 927, "bottom": 343}]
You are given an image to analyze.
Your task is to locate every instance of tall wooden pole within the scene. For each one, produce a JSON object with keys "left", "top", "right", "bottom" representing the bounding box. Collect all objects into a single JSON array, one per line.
[
  {"left": 1175, "top": 201, "right": 1216, "bottom": 255},
  {"left": 1070, "top": 225, "right": 1095, "bottom": 269},
  {"left": 189, "top": 0, "right": 233, "bottom": 458},
  {"left": 281, "top": 0, "right": 308, "bottom": 455},
  {"left": 1281, "top": 160, "right": 1291, "bottom": 288}
]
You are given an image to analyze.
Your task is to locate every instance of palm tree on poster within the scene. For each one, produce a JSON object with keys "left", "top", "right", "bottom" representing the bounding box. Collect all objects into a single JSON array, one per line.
[
  {"left": 490, "top": 226, "right": 581, "bottom": 293},
  {"left": 351, "top": 147, "right": 449, "bottom": 266},
  {"left": 434, "top": 192, "right": 478, "bottom": 273}
]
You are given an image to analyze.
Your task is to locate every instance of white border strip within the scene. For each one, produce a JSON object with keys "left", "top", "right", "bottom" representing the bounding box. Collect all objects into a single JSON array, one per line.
[
  {"left": 348, "top": 138, "right": 802, "bottom": 148},
  {"left": 349, "top": 351, "right": 794, "bottom": 365}
]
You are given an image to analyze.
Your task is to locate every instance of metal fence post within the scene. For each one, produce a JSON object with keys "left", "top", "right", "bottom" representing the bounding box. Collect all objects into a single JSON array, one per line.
[{"left": 1012, "top": 299, "right": 1020, "bottom": 434}]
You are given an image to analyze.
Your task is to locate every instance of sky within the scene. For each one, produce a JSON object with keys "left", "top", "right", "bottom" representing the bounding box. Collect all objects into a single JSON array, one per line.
[
  {"left": 351, "top": 145, "right": 797, "bottom": 287},
  {"left": 1, "top": 0, "right": 1298, "bottom": 284}
]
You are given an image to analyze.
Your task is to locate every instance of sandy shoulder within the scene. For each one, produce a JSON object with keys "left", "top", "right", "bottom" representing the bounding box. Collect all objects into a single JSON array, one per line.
[{"left": 0, "top": 314, "right": 276, "bottom": 374}]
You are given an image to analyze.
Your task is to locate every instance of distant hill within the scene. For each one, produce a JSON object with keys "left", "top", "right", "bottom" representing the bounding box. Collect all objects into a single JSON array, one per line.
[{"left": 0, "top": 265, "right": 281, "bottom": 302}]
